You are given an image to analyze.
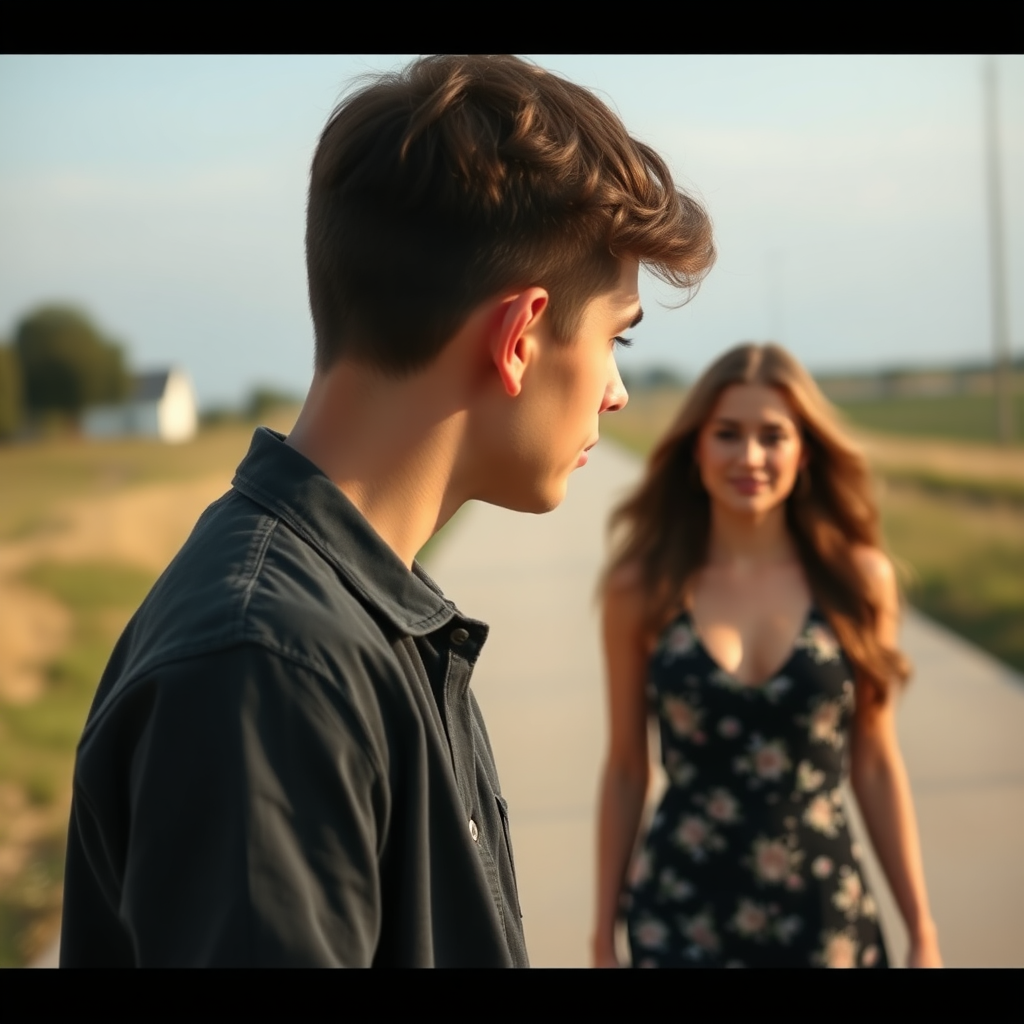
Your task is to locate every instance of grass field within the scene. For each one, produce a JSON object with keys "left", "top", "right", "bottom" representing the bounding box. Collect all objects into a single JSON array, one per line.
[
  {"left": 0, "top": 421, "right": 279, "bottom": 542},
  {"left": 0, "top": 561, "right": 156, "bottom": 962},
  {"left": 601, "top": 387, "right": 1024, "bottom": 678},
  {"left": 837, "top": 392, "right": 1024, "bottom": 446},
  {"left": 880, "top": 486, "right": 1024, "bottom": 671}
]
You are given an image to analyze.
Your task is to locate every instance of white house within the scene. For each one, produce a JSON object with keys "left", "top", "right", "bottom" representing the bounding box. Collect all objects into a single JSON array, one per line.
[{"left": 83, "top": 368, "right": 198, "bottom": 443}]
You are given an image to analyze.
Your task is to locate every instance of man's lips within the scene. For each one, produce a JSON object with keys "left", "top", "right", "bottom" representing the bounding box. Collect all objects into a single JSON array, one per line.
[{"left": 578, "top": 440, "right": 598, "bottom": 467}]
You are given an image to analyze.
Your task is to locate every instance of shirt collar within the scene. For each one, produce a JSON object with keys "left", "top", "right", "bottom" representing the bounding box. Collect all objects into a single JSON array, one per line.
[{"left": 231, "top": 427, "right": 458, "bottom": 636}]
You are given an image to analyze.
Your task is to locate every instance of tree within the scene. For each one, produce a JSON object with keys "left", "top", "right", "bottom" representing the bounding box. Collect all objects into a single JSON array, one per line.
[
  {"left": 246, "top": 386, "right": 300, "bottom": 422},
  {"left": 0, "top": 344, "right": 23, "bottom": 440},
  {"left": 14, "top": 306, "right": 130, "bottom": 420}
]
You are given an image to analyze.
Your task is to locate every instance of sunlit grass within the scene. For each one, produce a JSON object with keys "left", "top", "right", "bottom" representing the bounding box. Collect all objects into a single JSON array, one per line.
[
  {"left": 0, "top": 409, "right": 299, "bottom": 542},
  {"left": 837, "top": 392, "right": 1024, "bottom": 445},
  {"left": 0, "top": 560, "right": 158, "bottom": 965},
  {"left": 880, "top": 486, "right": 1024, "bottom": 673},
  {"left": 0, "top": 835, "right": 64, "bottom": 968}
]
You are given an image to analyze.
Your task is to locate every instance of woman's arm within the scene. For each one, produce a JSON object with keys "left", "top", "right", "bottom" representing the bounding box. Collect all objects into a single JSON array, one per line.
[
  {"left": 849, "top": 547, "right": 942, "bottom": 967},
  {"left": 592, "top": 570, "right": 653, "bottom": 967}
]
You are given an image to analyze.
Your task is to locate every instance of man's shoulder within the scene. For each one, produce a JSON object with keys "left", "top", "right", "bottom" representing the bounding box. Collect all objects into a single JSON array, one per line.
[
  {"left": 88, "top": 487, "right": 410, "bottom": 731},
  {"left": 174, "top": 486, "right": 389, "bottom": 637}
]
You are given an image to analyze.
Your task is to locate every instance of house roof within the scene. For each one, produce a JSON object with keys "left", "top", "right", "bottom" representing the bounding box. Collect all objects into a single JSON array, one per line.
[{"left": 131, "top": 371, "right": 172, "bottom": 401}]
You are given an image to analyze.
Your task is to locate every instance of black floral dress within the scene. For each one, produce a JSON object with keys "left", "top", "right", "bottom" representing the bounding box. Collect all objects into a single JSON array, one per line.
[{"left": 624, "top": 609, "right": 889, "bottom": 968}]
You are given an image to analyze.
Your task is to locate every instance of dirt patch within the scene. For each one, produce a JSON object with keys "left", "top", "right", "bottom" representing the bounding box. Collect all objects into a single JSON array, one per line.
[
  {"left": 3, "top": 473, "right": 233, "bottom": 576},
  {"left": 0, "top": 581, "right": 71, "bottom": 705},
  {"left": 0, "top": 473, "right": 231, "bottom": 704}
]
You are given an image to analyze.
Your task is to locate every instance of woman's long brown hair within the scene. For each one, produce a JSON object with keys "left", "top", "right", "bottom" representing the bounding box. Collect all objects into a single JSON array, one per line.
[{"left": 604, "top": 343, "right": 909, "bottom": 704}]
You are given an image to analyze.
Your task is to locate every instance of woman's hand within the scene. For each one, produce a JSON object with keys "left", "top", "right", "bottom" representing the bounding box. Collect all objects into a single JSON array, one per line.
[
  {"left": 592, "top": 939, "right": 622, "bottom": 968},
  {"left": 907, "top": 921, "right": 942, "bottom": 967},
  {"left": 850, "top": 547, "right": 943, "bottom": 970},
  {"left": 593, "top": 568, "right": 651, "bottom": 973}
]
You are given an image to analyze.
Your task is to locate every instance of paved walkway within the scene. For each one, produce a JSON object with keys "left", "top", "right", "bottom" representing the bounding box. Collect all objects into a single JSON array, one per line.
[{"left": 427, "top": 441, "right": 1024, "bottom": 967}]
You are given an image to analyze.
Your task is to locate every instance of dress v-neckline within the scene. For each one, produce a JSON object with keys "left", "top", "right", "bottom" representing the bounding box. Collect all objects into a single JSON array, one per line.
[{"left": 682, "top": 606, "right": 815, "bottom": 689}]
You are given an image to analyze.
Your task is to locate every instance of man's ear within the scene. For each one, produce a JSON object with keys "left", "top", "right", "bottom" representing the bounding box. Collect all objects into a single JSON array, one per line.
[{"left": 490, "top": 288, "right": 549, "bottom": 398}]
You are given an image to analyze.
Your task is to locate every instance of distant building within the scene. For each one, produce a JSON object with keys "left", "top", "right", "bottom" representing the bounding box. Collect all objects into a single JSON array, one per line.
[{"left": 82, "top": 368, "right": 198, "bottom": 443}]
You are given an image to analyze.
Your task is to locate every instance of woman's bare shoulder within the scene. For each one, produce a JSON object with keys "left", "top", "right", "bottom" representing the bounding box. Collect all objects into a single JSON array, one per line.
[
  {"left": 604, "top": 560, "right": 646, "bottom": 602},
  {"left": 602, "top": 561, "right": 643, "bottom": 606},
  {"left": 602, "top": 562, "right": 653, "bottom": 633},
  {"left": 851, "top": 545, "right": 896, "bottom": 584},
  {"left": 851, "top": 545, "right": 898, "bottom": 608}
]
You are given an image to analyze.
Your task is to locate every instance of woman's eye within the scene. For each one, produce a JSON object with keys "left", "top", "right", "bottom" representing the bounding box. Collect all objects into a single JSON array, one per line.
[{"left": 613, "top": 335, "right": 633, "bottom": 348}]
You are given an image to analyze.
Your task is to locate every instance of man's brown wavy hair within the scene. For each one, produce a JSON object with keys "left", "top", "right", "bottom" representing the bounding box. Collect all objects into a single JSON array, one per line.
[
  {"left": 604, "top": 343, "right": 910, "bottom": 705},
  {"left": 306, "top": 55, "right": 715, "bottom": 375}
]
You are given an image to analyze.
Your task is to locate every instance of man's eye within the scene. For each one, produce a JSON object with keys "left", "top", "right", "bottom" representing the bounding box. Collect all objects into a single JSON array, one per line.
[{"left": 613, "top": 335, "right": 633, "bottom": 348}]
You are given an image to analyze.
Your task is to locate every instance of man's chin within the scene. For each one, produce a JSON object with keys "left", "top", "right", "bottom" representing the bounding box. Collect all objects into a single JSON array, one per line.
[{"left": 479, "top": 479, "right": 568, "bottom": 515}]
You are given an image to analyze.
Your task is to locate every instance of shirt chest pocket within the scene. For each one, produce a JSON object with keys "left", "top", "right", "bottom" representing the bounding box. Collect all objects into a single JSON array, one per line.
[{"left": 495, "top": 793, "right": 522, "bottom": 919}]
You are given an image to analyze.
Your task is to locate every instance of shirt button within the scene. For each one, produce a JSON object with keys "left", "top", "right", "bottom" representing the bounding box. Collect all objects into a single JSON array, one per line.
[
  {"left": 451, "top": 627, "right": 470, "bottom": 646},
  {"left": 469, "top": 818, "right": 479, "bottom": 842}
]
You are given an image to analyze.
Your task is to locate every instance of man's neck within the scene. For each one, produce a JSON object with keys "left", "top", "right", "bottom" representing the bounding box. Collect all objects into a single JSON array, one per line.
[{"left": 285, "top": 360, "right": 472, "bottom": 569}]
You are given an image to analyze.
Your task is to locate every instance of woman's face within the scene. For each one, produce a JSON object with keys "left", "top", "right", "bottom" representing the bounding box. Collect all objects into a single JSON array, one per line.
[{"left": 695, "top": 383, "right": 805, "bottom": 518}]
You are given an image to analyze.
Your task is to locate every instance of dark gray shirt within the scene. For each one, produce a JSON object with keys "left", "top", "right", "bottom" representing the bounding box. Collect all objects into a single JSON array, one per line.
[{"left": 60, "top": 428, "right": 528, "bottom": 967}]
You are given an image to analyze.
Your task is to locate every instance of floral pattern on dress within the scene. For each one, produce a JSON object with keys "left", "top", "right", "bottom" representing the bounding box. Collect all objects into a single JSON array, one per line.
[
  {"left": 795, "top": 622, "right": 842, "bottom": 664},
  {"left": 662, "top": 695, "right": 705, "bottom": 741},
  {"left": 626, "top": 608, "right": 888, "bottom": 968},
  {"left": 671, "top": 814, "right": 726, "bottom": 862},
  {"left": 703, "top": 787, "right": 742, "bottom": 825},
  {"left": 748, "top": 835, "right": 804, "bottom": 887},
  {"left": 659, "top": 622, "right": 697, "bottom": 661}
]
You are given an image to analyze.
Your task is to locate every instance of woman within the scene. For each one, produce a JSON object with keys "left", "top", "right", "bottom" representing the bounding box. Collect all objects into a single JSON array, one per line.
[{"left": 593, "top": 343, "right": 941, "bottom": 968}]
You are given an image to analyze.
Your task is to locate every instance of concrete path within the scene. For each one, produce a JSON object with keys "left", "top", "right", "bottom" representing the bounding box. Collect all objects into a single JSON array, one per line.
[{"left": 427, "top": 441, "right": 1024, "bottom": 967}]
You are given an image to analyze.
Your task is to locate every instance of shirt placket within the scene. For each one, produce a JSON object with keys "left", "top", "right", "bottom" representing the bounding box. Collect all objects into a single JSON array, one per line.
[{"left": 442, "top": 622, "right": 482, "bottom": 842}]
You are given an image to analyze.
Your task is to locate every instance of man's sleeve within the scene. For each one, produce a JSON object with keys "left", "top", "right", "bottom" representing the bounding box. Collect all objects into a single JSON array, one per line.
[{"left": 84, "top": 643, "right": 388, "bottom": 966}]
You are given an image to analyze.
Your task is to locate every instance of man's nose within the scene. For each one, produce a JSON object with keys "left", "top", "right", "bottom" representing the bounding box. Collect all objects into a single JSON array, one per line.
[{"left": 602, "top": 362, "right": 629, "bottom": 414}]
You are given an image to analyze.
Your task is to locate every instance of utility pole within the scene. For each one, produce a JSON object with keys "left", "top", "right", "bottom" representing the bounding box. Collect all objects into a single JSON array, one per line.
[{"left": 983, "top": 56, "right": 1015, "bottom": 444}]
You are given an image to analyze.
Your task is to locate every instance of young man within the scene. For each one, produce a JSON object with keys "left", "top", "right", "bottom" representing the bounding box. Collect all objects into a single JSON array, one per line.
[{"left": 59, "top": 55, "right": 714, "bottom": 967}]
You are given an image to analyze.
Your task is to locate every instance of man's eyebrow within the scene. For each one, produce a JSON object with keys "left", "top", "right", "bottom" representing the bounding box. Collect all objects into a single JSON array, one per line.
[{"left": 619, "top": 307, "right": 643, "bottom": 332}]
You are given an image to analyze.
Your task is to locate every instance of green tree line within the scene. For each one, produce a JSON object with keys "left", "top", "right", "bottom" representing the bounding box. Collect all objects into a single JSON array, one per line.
[{"left": 0, "top": 306, "right": 130, "bottom": 440}]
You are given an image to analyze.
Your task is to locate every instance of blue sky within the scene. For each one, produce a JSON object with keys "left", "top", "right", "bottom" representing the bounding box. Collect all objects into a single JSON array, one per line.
[{"left": 1, "top": 54, "right": 1021, "bottom": 408}]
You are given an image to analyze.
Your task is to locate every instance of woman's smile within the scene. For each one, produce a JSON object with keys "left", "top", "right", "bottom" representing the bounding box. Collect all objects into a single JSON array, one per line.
[{"left": 729, "top": 476, "right": 768, "bottom": 495}]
